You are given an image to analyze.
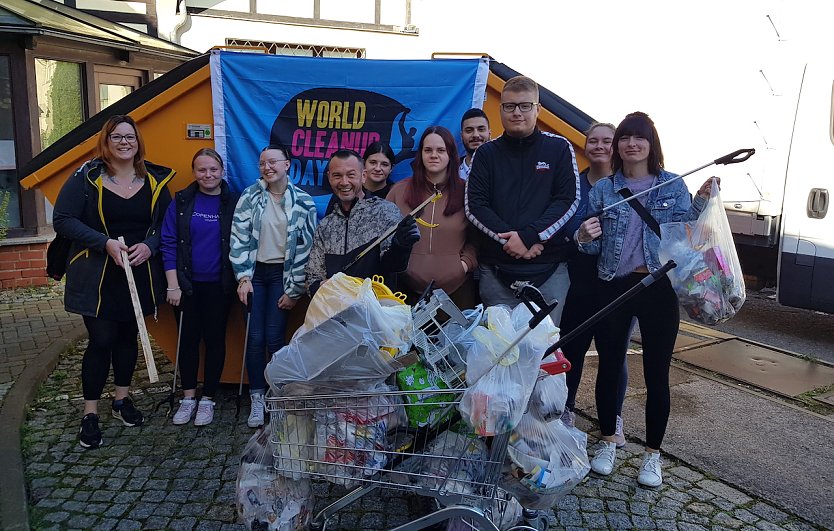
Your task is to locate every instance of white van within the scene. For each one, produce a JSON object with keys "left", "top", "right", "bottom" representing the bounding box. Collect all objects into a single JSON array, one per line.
[{"left": 725, "top": 61, "right": 834, "bottom": 314}]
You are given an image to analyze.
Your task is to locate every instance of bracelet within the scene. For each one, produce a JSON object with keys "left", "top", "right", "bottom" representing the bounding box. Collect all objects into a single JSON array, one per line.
[
  {"left": 238, "top": 278, "right": 250, "bottom": 285},
  {"left": 166, "top": 287, "right": 180, "bottom": 291}
]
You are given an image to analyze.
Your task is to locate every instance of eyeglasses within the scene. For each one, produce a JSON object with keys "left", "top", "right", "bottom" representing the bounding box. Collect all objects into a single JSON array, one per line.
[
  {"left": 500, "top": 102, "right": 538, "bottom": 113},
  {"left": 109, "top": 134, "right": 137, "bottom": 144},
  {"left": 258, "top": 158, "right": 288, "bottom": 168}
]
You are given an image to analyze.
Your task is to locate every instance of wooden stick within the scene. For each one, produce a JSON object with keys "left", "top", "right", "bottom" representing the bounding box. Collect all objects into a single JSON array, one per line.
[{"left": 118, "top": 236, "right": 159, "bottom": 383}]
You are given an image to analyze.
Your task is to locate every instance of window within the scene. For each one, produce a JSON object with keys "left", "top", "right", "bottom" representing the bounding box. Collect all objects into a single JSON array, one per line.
[
  {"left": 0, "top": 55, "right": 20, "bottom": 229},
  {"left": 35, "top": 58, "right": 84, "bottom": 150},
  {"left": 226, "top": 39, "right": 365, "bottom": 58},
  {"left": 94, "top": 67, "right": 142, "bottom": 113}
]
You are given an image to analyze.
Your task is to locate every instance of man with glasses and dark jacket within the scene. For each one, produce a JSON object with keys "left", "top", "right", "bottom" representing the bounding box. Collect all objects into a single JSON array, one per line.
[{"left": 465, "top": 75, "right": 580, "bottom": 325}]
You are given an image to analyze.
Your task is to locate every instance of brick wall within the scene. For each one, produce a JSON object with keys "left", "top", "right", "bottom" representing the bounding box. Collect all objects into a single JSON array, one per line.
[{"left": 0, "top": 242, "right": 49, "bottom": 290}]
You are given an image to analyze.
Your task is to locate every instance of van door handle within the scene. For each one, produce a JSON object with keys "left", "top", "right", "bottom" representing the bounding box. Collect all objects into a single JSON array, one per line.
[{"left": 807, "top": 188, "right": 829, "bottom": 219}]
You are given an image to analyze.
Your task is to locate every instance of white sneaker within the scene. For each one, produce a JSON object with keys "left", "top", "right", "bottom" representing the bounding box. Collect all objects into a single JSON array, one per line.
[
  {"left": 590, "top": 441, "right": 617, "bottom": 475},
  {"left": 194, "top": 399, "right": 215, "bottom": 426},
  {"left": 172, "top": 398, "right": 197, "bottom": 425},
  {"left": 614, "top": 415, "right": 626, "bottom": 448},
  {"left": 637, "top": 451, "right": 663, "bottom": 487},
  {"left": 560, "top": 408, "right": 576, "bottom": 428},
  {"left": 248, "top": 393, "right": 265, "bottom": 428}
]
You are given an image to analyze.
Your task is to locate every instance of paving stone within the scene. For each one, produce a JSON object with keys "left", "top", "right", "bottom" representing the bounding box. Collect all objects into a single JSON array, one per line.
[
  {"left": 558, "top": 509, "right": 582, "bottom": 526},
  {"left": 35, "top": 498, "right": 63, "bottom": 509},
  {"left": 153, "top": 501, "right": 180, "bottom": 517},
  {"left": 580, "top": 497, "right": 604, "bottom": 512},
  {"left": 42, "top": 511, "right": 70, "bottom": 523},
  {"left": 89, "top": 490, "right": 117, "bottom": 502},
  {"left": 96, "top": 517, "right": 119, "bottom": 531},
  {"left": 651, "top": 506, "right": 679, "bottom": 520},
  {"left": 583, "top": 512, "right": 608, "bottom": 528},
  {"left": 70, "top": 490, "right": 92, "bottom": 501},
  {"left": 677, "top": 523, "right": 709, "bottom": 531},
  {"left": 680, "top": 510, "right": 711, "bottom": 525},
  {"left": 599, "top": 487, "right": 629, "bottom": 501},
  {"left": 630, "top": 501, "right": 650, "bottom": 516},
  {"left": 180, "top": 502, "right": 211, "bottom": 517},
  {"left": 713, "top": 512, "right": 746, "bottom": 529},
  {"left": 131, "top": 502, "right": 159, "bottom": 519},
  {"left": 749, "top": 502, "right": 790, "bottom": 523},
  {"left": 115, "top": 520, "right": 143, "bottom": 531},
  {"left": 142, "top": 489, "right": 168, "bottom": 502},
  {"left": 699, "top": 480, "right": 754, "bottom": 506},
  {"left": 67, "top": 514, "right": 95, "bottom": 528},
  {"left": 165, "top": 490, "right": 191, "bottom": 503},
  {"left": 104, "top": 504, "right": 130, "bottom": 518},
  {"left": 607, "top": 513, "right": 633, "bottom": 529},
  {"left": 632, "top": 515, "right": 657, "bottom": 529},
  {"left": 124, "top": 477, "right": 148, "bottom": 490},
  {"left": 113, "top": 490, "right": 142, "bottom": 504},
  {"left": 195, "top": 522, "right": 223, "bottom": 531},
  {"left": 143, "top": 516, "right": 171, "bottom": 530},
  {"left": 606, "top": 500, "right": 628, "bottom": 514},
  {"left": 756, "top": 522, "right": 789, "bottom": 531},
  {"left": 654, "top": 520, "right": 678, "bottom": 531},
  {"left": 687, "top": 502, "right": 716, "bottom": 515},
  {"left": 734, "top": 509, "right": 761, "bottom": 525}
]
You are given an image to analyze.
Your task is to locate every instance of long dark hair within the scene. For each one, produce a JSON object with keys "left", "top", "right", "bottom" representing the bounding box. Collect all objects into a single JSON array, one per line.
[
  {"left": 96, "top": 115, "right": 147, "bottom": 178},
  {"left": 612, "top": 111, "right": 664, "bottom": 175},
  {"left": 404, "top": 126, "right": 463, "bottom": 216}
]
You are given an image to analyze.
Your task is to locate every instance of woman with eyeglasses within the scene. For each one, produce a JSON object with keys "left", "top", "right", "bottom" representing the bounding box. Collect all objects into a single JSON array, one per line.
[
  {"left": 230, "top": 145, "right": 317, "bottom": 428},
  {"left": 54, "top": 115, "right": 175, "bottom": 449},
  {"left": 387, "top": 126, "right": 477, "bottom": 307},
  {"left": 576, "top": 112, "right": 716, "bottom": 487},
  {"left": 160, "top": 148, "right": 239, "bottom": 426}
]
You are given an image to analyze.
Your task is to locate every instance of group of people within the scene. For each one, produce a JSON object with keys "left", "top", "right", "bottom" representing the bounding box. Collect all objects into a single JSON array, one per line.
[{"left": 54, "top": 74, "right": 716, "bottom": 489}]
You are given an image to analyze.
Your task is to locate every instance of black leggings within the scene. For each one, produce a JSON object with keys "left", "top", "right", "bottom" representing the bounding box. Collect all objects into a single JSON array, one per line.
[
  {"left": 594, "top": 273, "right": 679, "bottom": 450},
  {"left": 81, "top": 316, "right": 139, "bottom": 401},
  {"left": 177, "top": 281, "right": 231, "bottom": 397},
  {"left": 560, "top": 276, "right": 629, "bottom": 414}
]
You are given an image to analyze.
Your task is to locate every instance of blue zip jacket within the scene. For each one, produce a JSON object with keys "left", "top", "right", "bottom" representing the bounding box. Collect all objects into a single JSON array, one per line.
[{"left": 578, "top": 169, "right": 707, "bottom": 281}]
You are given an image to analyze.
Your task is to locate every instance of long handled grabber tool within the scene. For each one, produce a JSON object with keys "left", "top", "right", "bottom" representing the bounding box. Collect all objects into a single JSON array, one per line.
[
  {"left": 235, "top": 292, "right": 253, "bottom": 423},
  {"left": 342, "top": 190, "right": 440, "bottom": 274},
  {"left": 584, "top": 148, "right": 755, "bottom": 220},
  {"left": 155, "top": 308, "right": 183, "bottom": 416},
  {"left": 542, "top": 259, "right": 678, "bottom": 360}
]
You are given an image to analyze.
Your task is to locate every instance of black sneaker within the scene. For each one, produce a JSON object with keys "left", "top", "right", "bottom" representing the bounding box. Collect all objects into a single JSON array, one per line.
[
  {"left": 112, "top": 397, "right": 144, "bottom": 427},
  {"left": 78, "top": 413, "right": 102, "bottom": 449}
]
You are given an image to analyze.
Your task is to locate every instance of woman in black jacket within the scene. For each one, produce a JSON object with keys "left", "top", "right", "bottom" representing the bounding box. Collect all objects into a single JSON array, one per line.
[
  {"left": 53, "top": 115, "right": 174, "bottom": 449},
  {"left": 160, "top": 148, "right": 239, "bottom": 426}
]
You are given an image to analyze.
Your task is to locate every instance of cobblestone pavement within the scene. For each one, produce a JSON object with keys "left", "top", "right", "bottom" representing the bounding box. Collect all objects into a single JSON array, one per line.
[
  {"left": 21, "top": 337, "right": 822, "bottom": 530},
  {"left": 0, "top": 282, "right": 80, "bottom": 406},
  {"left": 4, "top": 285, "right": 825, "bottom": 530}
]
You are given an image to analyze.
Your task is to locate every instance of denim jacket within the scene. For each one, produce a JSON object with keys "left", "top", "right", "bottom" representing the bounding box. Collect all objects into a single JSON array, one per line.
[{"left": 577, "top": 169, "right": 707, "bottom": 281}]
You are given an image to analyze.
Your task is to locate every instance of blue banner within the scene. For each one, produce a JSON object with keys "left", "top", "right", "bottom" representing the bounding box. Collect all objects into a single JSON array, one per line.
[{"left": 210, "top": 51, "right": 488, "bottom": 215}]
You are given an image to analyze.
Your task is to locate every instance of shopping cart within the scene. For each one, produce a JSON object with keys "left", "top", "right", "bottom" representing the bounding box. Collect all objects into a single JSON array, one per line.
[
  {"left": 265, "top": 386, "right": 549, "bottom": 531},
  {"left": 410, "top": 287, "right": 484, "bottom": 389}
]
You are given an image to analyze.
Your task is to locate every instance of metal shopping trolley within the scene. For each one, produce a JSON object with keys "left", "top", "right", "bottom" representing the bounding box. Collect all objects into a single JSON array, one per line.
[{"left": 265, "top": 386, "right": 549, "bottom": 531}]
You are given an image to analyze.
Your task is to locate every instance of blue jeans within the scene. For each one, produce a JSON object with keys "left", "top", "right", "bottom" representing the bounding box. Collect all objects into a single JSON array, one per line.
[
  {"left": 478, "top": 262, "right": 570, "bottom": 327},
  {"left": 247, "top": 262, "right": 288, "bottom": 393}
]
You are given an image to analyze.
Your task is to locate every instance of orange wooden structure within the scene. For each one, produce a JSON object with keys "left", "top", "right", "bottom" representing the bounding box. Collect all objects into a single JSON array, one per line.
[{"left": 20, "top": 53, "right": 593, "bottom": 383}]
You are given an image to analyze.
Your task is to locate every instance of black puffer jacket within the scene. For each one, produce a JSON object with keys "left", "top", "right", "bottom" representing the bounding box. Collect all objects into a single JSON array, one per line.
[{"left": 53, "top": 159, "right": 174, "bottom": 317}]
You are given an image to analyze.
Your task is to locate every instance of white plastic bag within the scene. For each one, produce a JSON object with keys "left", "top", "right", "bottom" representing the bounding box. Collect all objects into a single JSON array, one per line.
[
  {"left": 500, "top": 414, "right": 590, "bottom": 510},
  {"left": 266, "top": 276, "right": 413, "bottom": 392},
  {"left": 237, "top": 429, "right": 315, "bottom": 531},
  {"left": 459, "top": 305, "right": 557, "bottom": 435},
  {"left": 659, "top": 179, "right": 746, "bottom": 324}
]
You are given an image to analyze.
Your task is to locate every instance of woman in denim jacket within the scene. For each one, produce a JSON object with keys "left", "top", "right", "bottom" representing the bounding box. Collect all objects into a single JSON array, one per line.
[{"left": 577, "top": 112, "right": 715, "bottom": 488}]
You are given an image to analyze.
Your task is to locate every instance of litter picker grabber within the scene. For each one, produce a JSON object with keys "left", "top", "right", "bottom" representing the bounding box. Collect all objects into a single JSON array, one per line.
[
  {"left": 118, "top": 236, "right": 158, "bottom": 383},
  {"left": 235, "top": 292, "right": 253, "bottom": 422},
  {"left": 542, "top": 260, "right": 678, "bottom": 359},
  {"left": 155, "top": 309, "right": 183, "bottom": 416},
  {"left": 342, "top": 190, "right": 440, "bottom": 274},
  {"left": 585, "top": 148, "right": 755, "bottom": 220}
]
